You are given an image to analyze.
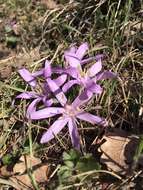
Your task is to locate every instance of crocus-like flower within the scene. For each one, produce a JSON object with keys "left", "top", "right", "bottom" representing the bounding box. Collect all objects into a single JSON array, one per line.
[
  {"left": 64, "top": 42, "right": 96, "bottom": 66},
  {"left": 63, "top": 44, "right": 116, "bottom": 96},
  {"left": 18, "top": 60, "right": 64, "bottom": 87},
  {"left": 16, "top": 60, "right": 67, "bottom": 108},
  {"left": 27, "top": 71, "right": 107, "bottom": 150}
]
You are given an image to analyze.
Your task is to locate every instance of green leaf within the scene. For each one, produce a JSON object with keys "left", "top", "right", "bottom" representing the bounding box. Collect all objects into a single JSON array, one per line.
[
  {"left": 69, "top": 149, "right": 80, "bottom": 161},
  {"left": 6, "top": 36, "right": 19, "bottom": 44},
  {"left": 63, "top": 149, "right": 80, "bottom": 161},
  {"left": 63, "top": 152, "right": 71, "bottom": 161},
  {"left": 2, "top": 154, "right": 13, "bottom": 165},
  {"left": 76, "top": 154, "right": 101, "bottom": 173},
  {"left": 58, "top": 165, "right": 72, "bottom": 183},
  {"left": 64, "top": 160, "right": 74, "bottom": 168},
  {"left": 5, "top": 25, "right": 12, "bottom": 33},
  {"left": 63, "top": 149, "right": 81, "bottom": 167}
]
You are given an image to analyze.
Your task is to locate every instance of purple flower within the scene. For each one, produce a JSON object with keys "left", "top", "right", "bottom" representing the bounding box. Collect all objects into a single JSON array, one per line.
[
  {"left": 64, "top": 42, "right": 96, "bottom": 66},
  {"left": 63, "top": 45, "right": 116, "bottom": 96},
  {"left": 28, "top": 77, "right": 107, "bottom": 150},
  {"left": 14, "top": 42, "right": 116, "bottom": 151},
  {"left": 18, "top": 60, "right": 64, "bottom": 87},
  {"left": 18, "top": 68, "right": 37, "bottom": 87},
  {"left": 16, "top": 60, "right": 67, "bottom": 109}
]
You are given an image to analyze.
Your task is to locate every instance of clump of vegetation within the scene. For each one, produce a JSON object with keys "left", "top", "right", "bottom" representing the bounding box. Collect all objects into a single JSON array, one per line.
[{"left": 0, "top": 0, "right": 143, "bottom": 189}]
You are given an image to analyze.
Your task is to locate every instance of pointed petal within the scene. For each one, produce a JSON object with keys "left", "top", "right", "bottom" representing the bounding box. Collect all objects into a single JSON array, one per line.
[
  {"left": 87, "top": 83, "right": 103, "bottom": 94},
  {"left": 29, "top": 107, "right": 65, "bottom": 120},
  {"left": 16, "top": 92, "right": 39, "bottom": 99},
  {"left": 62, "top": 80, "right": 79, "bottom": 92},
  {"left": 68, "top": 118, "right": 80, "bottom": 150},
  {"left": 96, "top": 71, "right": 117, "bottom": 81},
  {"left": 32, "top": 69, "right": 44, "bottom": 77},
  {"left": 76, "top": 42, "right": 88, "bottom": 60},
  {"left": 64, "top": 45, "right": 77, "bottom": 64},
  {"left": 26, "top": 98, "right": 41, "bottom": 119},
  {"left": 64, "top": 52, "right": 81, "bottom": 68},
  {"left": 69, "top": 46, "right": 77, "bottom": 53},
  {"left": 43, "top": 82, "right": 50, "bottom": 94},
  {"left": 18, "top": 69, "right": 36, "bottom": 87},
  {"left": 76, "top": 112, "right": 107, "bottom": 126},
  {"left": 65, "top": 67, "right": 80, "bottom": 79},
  {"left": 54, "top": 74, "right": 67, "bottom": 87},
  {"left": 46, "top": 78, "right": 67, "bottom": 106},
  {"left": 42, "top": 97, "right": 53, "bottom": 107},
  {"left": 88, "top": 59, "right": 102, "bottom": 77},
  {"left": 81, "top": 57, "right": 96, "bottom": 65},
  {"left": 40, "top": 117, "right": 68, "bottom": 143},
  {"left": 44, "top": 60, "right": 52, "bottom": 78},
  {"left": 72, "top": 89, "right": 93, "bottom": 107},
  {"left": 95, "top": 54, "right": 104, "bottom": 61},
  {"left": 65, "top": 45, "right": 77, "bottom": 54}
]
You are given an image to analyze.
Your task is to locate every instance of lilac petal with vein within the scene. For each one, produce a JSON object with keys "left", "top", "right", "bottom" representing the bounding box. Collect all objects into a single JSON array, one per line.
[
  {"left": 54, "top": 74, "right": 67, "bottom": 87},
  {"left": 68, "top": 118, "right": 80, "bottom": 150},
  {"left": 27, "top": 98, "right": 41, "bottom": 119},
  {"left": 76, "top": 42, "right": 88, "bottom": 59},
  {"left": 64, "top": 52, "right": 81, "bottom": 68},
  {"left": 87, "top": 83, "right": 103, "bottom": 94},
  {"left": 32, "top": 69, "right": 44, "bottom": 77},
  {"left": 42, "top": 97, "right": 53, "bottom": 107},
  {"left": 72, "top": 89, "right": 93, "bottom": 107},
  {"left": 44, "top": 60, "right": 52, "bottom": 78},
  {"left": 65, "top": 67, "right": 80, "bottom": 79},
  {"left": 46, "top": 78, "right": 67, "bottom": 106},
  {"left": 76, "top": 112, "right": 107, "bottom": 126},
  {"left": 29, "top": 107, "right": 64, "bottom": 120},
  {"left": 88, "top": 59, "right": 102, "bottom": 77},
  {"left": 40, "top": 117, "right": 68, "bottom": 143},
  {"left": 96, "top": 71, "right": 117, "bottom": 81},
  {"left": 16, "top": 92, "right": 39, "bottom": 99},
  {"left": 18, "top": 69, "right": 36, "bottom": 87}
]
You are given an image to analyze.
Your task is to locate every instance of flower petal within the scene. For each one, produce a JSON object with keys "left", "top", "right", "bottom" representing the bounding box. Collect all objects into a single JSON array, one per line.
[
  {"left": 54, "top": 74, "right": 67, "bottom": 87},
  {"left": 40, "top": 117, "right": 68, "bottom": 143},
  {"left": 64, "top": 52, "right": 81, "bottom": 68},
  {"left": 44, "top": 60, "right": 52, "bottom": 78},
  {"left": 65, "top": 45, "right": 77, "bottom": 56},
  {"left": 72, "top": 89, "right": 93, "bottom": 107},
  {"left": 26, "top": 98, "right": 42, "bottom": 119},
  {"left": 96, "top": 71, "right": 117, "bottom": 81},
  {"left": 32, "top": 69, "right": 44, "bottom": 77},
  {"left": 81, "top": 57, "right": 96, "bottom": 65},
  {"left": 29, "top": 107, "right": 64, "bottom": 120},
  {"left": 88, "top": 59, "right": 102, "bottom": 77},
  {"left": 42, "top": 97, "right": 53, "bottom": 107},
  {"left": 68, "top": 46, "right": 77, "bottom": 54},
  {"left": 62, "top": 80, "right": 79, "bottom": 92},
  {"left": 87, "top": 83, "right": 103, "bottom": 94},
  {"left": 46, "top": 78, "right": 67, "bottom": 106},
  {"left": 68, "top": 118, "right": 80, "bottom": 150},
  {"left": 76, "top": 42, "right": 88, "bottom": 60},
  {"left": 65, "top": 67, "right": 80, "bottom": 79},
  {"left": 76, "top": 112, "right": 107, "bottom": 126},
  {"left": 18, "top": 69, "right": 36, "bottom": 87},
  {"left": 95, "top": 54, "right": 104, "bottom": 61},
  {"left": 16, "top": 92, "right": 39, "bottom": 99}
]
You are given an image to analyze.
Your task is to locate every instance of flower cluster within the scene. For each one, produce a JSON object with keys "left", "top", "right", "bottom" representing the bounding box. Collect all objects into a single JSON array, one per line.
[{"left": 15, "top": 43, "right": 116, "bottom": 150}]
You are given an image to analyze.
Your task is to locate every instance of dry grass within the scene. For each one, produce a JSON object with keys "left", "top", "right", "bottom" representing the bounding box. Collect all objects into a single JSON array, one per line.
[{"left": 0, "top": 0, "right": 143, "bottom": 189}]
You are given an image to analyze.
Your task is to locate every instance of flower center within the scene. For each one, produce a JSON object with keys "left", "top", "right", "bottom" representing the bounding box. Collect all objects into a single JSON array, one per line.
[{"left": 64, "top": 104, "right": 79, "bottom": 117}]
